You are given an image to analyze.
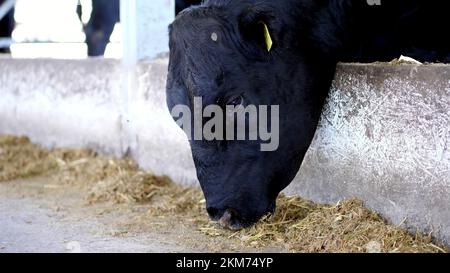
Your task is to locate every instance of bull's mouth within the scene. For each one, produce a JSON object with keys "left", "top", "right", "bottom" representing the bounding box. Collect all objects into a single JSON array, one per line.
[{"left": 213, "top": 200, "right": 277, "bottom": 230}]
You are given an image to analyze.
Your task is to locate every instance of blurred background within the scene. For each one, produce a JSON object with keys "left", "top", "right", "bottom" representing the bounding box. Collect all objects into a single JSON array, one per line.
[
  {"left": 1, "top": 0, "right": 121, "bottom": 58},
  {"left": 0, "top": 0, "right": 201, "bottom": 59}
]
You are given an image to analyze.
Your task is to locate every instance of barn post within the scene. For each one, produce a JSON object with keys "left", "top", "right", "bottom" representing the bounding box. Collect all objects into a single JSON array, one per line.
[
  {"left": 121, "top": 0, "right": 174, "bottom": 62},
  {"left": 119, "top": 0, "right": 175, "bottom": 155}
]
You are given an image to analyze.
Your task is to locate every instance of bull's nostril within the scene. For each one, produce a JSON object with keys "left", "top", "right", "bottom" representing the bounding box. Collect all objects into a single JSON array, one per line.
[
  {"left": 206, "top": 207, "right": 221, "bottom": 220},
  {"left": 218, "top": 208, "right": 242, "bottom": 230},
  {"left": 207, "top": 207, "right": 245, "bottom": 230},
  {"left": 218, "top": 210, "right": 233, "bottom": 227}
]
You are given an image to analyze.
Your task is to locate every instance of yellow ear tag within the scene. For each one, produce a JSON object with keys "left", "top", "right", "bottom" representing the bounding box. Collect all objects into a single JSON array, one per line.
[{"left": 261, "top": 22, "right": 273, "bottom": 52}]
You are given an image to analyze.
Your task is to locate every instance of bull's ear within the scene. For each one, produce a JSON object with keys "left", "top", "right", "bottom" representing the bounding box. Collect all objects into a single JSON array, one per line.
[
  {"left": 238, "top": 9, "right": 276, "bottom": 53},
  {"left": 260, "top": 22, "right": 273, "bottom": 52}
]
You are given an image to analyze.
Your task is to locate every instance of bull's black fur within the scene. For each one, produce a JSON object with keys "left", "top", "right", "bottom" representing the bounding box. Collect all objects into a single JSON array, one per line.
[{"left": 167, "top": 0, "right": 449, "bottom": 228}]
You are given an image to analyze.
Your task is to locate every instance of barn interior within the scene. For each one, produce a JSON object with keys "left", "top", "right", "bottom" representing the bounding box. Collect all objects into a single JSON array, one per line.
[{"left": 0, "top": 0, "right": 449, "bottom": 253}]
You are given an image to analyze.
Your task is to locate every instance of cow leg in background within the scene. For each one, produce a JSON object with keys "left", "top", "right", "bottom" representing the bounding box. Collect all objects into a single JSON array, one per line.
[
  {"left": 176, "top": 0, "right": 202, "bottom": 15},
  {"left": 84, "top": 0, "right": 119, "bottom": 57},
  {"left": 0, "top": 3, "right": 14, "bottom": 54}
]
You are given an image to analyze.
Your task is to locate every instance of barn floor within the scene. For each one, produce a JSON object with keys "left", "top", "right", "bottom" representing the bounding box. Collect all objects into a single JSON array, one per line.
[
  {"left": 0, "top": 177, "right": 279, "bottom": 253},
  {"left": 0, "top": 136, "right": 447, "bottom": 253}
]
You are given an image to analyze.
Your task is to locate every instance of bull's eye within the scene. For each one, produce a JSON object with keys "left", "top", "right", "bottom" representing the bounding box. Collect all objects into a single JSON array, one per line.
[{"left": 227, "top": 95, "right": 244, "bottom": 106}]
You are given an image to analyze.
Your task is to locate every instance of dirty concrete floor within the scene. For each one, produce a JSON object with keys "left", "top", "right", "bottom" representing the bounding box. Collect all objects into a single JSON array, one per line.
[
  {"left": 0, "top": 177, "right": 283, "bottom": 253},
  {"left": 1, "top": 136, "right": 445, "bottom": 253}
]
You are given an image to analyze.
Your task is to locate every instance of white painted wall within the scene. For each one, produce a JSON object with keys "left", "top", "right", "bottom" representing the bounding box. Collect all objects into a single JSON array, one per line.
[
  {"left": 121, "top": 0, "right": 174, "bottom": 61},
  {"left": 0, "top": 58, "right": 449, "bottom": 246}
]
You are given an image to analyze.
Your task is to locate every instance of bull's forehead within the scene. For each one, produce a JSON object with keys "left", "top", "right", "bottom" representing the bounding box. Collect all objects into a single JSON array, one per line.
[
  {"left": 171, "top": 7, "right": 241, "bottom": 54},
  {"left": 171, "top": 11, "right": 244, "bottom": 89}
]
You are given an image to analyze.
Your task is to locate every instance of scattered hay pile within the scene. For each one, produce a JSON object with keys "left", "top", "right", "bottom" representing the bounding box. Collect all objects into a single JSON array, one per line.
[
  {"left": 87, "top": 166, "right": 203, "bottom": 215},
  {"left": 0, "top": 135, "right": 447, "bottom": 253},
  {"left": 0, "top": 136, "right": 203, "bottom": 213},
  {"left": 197, "top": 196, "right": 445, "bottom": 253},
  {"left": 0, "top": 136, "right": 57, "bottom": 181},
  {"left": 0, "top": 135, "right": 107, "bottom": 184}
]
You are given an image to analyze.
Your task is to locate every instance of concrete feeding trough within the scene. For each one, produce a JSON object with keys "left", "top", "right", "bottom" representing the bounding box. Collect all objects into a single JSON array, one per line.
[{"left": 0, "top": 56, "right": 449, "bottom": 246}]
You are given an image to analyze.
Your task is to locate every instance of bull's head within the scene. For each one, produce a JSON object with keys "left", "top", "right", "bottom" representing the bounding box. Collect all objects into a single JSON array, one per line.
[{"left": 166, "top": 0, "right": 338, "bottom": 229}]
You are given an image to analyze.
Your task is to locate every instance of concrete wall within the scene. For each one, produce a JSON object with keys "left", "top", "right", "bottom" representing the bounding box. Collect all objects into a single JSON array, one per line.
[
  {"left": 0, "top": 56, "right": 449, "bottom": 246},
  {"left": 285, "top": 64, "right": 450, "bottom": 245},
  {"left": 0, "top": 58, "right": 124, "bottom": 155}
]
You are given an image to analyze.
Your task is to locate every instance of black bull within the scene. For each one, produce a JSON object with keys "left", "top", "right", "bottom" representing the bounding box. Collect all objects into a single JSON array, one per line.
[{"left": 166, "top": 0, "right": 450, "bottom": 229}]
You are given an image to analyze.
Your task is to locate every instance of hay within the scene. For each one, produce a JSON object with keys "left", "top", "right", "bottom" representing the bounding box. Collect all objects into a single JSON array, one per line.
[
  {"left": 389, "top": 55, "right": 422, "bottom": 65},
  {"left": 88, "top": 167, "right": 204, "bottom": 214},
  {"left": 0, "top": 135, "right": 198, "bottom": 209},
  {"left": 0, "top": 135, "right": 104, "bottom": 182},
  {"left": 194, "top": 196, "right": 447, "bottom": 253},
  {"left": 0, "top": 136, "right": 57, "bottom": 181},
  {"left": 0, "top": 135, "right": 448, "bottom": 253},
  {"left": 283, "top": 199, "right": 439, "bottom": 253},
  {"left": 79, "top": 157, "right": 449, "bottom": 252}
]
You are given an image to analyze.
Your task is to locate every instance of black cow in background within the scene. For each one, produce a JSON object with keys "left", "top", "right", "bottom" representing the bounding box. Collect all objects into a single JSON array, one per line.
[
  {"left": 80, "top": 0, "right": 201, "bottom": 56},
  {"left": 78, "top": 0, "right": 120, "bottom": 57},
  {"left": 0, "top": 0, "right": 199, "bottom": 57},
  {"left": 0, "top": 0, "right": 14, "bottom": 53},
  {"left": 80, "top": 0, "right": 202, "bottom": 57},
  {"left": 0, "top": 0, "right": 120, "bottom": 57},
  {"left": 166, "top": 0, "right": 450, "bottom": 229}
]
